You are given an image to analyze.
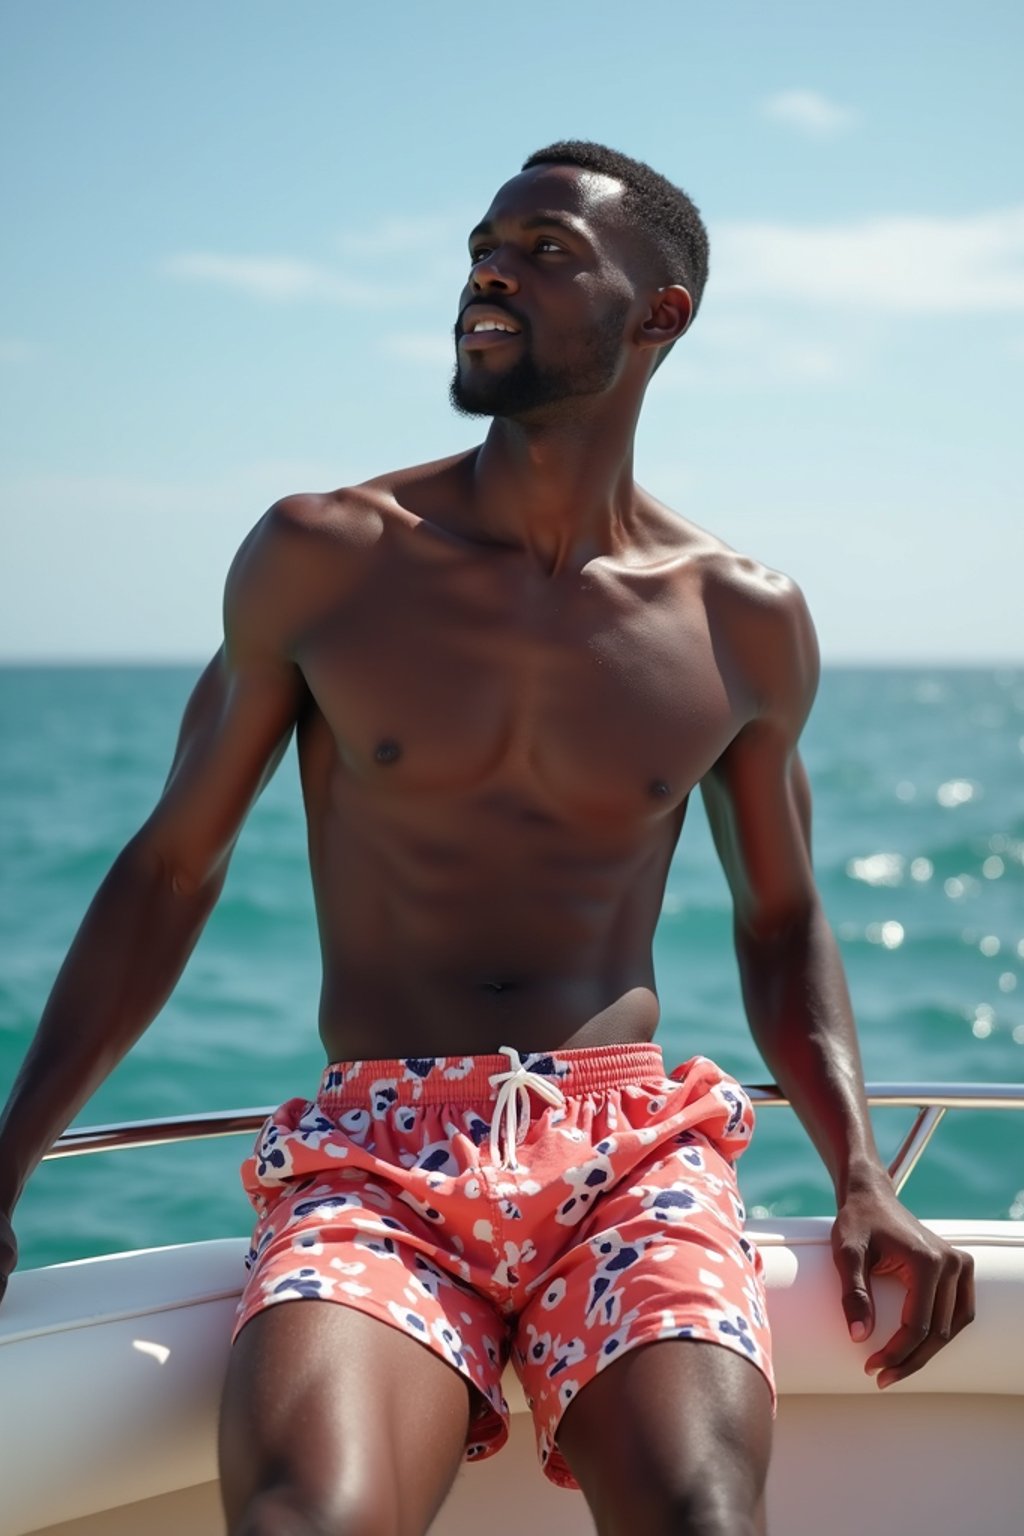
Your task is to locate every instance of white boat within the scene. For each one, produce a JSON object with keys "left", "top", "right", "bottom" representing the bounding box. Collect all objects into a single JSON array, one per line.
[{"left": 1, "top": 1083, "right": 1021, "bottom": 1536}]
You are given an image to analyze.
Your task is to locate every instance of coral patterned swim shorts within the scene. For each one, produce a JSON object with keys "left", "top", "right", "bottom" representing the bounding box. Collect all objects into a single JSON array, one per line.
[{"left": 235, "top": 1043, "right": 775, "bottom": 1489}]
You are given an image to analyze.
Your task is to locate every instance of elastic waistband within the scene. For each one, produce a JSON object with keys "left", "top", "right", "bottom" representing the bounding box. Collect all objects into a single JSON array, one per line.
[{"left": 316, "top": 1042, "right": 667, "bottom": 1111}]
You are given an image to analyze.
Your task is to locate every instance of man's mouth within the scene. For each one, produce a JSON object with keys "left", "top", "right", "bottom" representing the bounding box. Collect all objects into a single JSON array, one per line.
[
  {"left": 468, "top": 319, "right": 517, "bottom": 334},
  {"left": 458, "top": 305, "right": 524, "bottom": 347}
]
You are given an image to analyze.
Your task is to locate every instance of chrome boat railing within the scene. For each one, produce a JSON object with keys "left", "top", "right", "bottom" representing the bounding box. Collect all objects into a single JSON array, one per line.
[{"left": 43, "top": 1083, "right": 1024, "bottom": 1197}]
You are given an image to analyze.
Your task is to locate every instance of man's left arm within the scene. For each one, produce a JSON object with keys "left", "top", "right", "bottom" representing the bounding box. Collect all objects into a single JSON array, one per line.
[{"left": 699, "top": 566, "right": 975, "bottom": 1389}]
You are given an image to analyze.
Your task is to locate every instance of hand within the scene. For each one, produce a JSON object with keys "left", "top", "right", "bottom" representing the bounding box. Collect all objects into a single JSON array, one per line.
[
  {"left": 830, "top": 1175, "right": 975, "bottom": 1389},
  {"left": 0, "top": 1209, "right": 16, "bottom": 1306}
]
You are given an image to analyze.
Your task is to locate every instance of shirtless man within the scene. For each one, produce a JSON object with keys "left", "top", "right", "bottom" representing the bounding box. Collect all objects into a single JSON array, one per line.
[{"left": 0, "top": 141, "right": 974, "bottom": 1536}]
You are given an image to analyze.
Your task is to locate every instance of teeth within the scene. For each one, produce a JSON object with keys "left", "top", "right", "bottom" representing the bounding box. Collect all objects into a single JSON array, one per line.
[{"left": 472, "top": 320, "right": 516, "bottom": 333}]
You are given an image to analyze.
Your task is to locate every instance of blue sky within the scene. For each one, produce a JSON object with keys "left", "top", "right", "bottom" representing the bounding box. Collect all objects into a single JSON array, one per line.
[{"left": 2, "top": 0, "right": 1021, "bottom": 662}]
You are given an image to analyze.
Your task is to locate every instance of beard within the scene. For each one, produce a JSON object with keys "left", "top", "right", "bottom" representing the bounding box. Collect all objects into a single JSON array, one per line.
[{"left": 449, "top": 299, "right": 631, "bottom": 420}]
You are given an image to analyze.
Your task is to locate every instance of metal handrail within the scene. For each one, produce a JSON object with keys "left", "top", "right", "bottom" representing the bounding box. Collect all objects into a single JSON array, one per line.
[
  {"left": 745, "top": 1084, "right": 1024, "bottom": 1193},
  {"left": 43, "top": 1083, "right": 1024, "bottom": 1197},
  {"left": 43, "top": 1107, "right": 275, "bottom": 1159}
]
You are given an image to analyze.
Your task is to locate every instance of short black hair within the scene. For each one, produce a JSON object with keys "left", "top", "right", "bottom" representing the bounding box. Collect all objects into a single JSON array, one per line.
[{"left": 521, "top": 140, "right": 710, "bottom": 321}]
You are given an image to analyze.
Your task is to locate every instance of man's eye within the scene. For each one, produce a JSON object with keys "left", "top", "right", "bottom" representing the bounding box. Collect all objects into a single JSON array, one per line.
[
  {"left": 536, "top": 239, "right": 562, "bottom": 253},
  {"left": 470, "top": 247, "right": 493, "bottom": 263}
]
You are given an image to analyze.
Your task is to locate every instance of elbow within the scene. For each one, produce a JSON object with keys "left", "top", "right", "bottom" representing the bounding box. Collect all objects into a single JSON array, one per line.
[
  {"left": 120, "top": 827, "right": 226, "bottom": 908},
  {"left": 734, "top": 898, "right": 822, "bottom": 951}
]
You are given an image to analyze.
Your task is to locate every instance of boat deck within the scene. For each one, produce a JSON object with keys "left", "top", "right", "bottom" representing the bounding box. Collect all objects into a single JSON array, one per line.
[{"left": 1, "top": 1084, "right": 1020, "bottom": 1535}]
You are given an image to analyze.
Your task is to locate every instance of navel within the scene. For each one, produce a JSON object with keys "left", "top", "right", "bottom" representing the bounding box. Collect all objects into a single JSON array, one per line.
[{"left": 374, "top": 738, "right": 402, "bottom": 766}]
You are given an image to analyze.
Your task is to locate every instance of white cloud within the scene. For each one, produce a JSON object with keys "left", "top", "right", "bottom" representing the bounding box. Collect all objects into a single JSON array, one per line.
[
  {"left": 762, "top": 89, "right": 853, "bottom": 136},
  {"left": 0, "top": 459, "right": 346, "bottom": 660},
  {"left": 714, "top": 207, "right": 1024, "bottom": 313},
  {"left": 160, "top": 252, "right": 389, "bottom": 305},
  {"left": 160, "top": 205, "right": 481, "bottom": 315},
  {"left": 775, "top": 341, "right": 846, "bottom": 380},
  {"left": 0, "top": 338, "right": 38, "bottom": 363},
  {"left": 159, "top": 235, "right": 463, "bottom": 307},
  {"left": 383, "top": 332, "right": 455, "bottom": 366},
  {"left": 160, "top": 207, "right": 475, "bottom": 311},
  {"left": 335, "top": 211, "right": 472, "bottom": 258},
  {"left": 660, "top": 311, "right": 852, "bottom": 392}
]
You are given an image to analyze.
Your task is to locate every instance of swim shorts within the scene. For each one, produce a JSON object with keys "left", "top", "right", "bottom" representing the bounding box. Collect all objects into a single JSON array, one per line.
[{"left": 235, "top": 1043, "right": 775, "bottom": 1489}]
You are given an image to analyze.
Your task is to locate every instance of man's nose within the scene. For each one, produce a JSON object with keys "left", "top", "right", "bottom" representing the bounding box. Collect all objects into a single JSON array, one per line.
[{"left": 470, "top": 252, "right": 519, "bottom": 295}]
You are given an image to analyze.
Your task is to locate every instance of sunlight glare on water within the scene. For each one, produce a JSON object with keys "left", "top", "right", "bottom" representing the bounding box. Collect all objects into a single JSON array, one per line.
[
  {"left": 1, "top": 664, "right": 1021, "bottom": 1262},
  {"left": 937, "top": 779, "right": 978, "bottom": 807}
]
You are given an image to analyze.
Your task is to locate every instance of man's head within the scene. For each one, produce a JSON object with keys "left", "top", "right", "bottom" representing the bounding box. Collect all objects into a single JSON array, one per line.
[{"left": 450, "top": 140, "right": 709, "bottom": 422}]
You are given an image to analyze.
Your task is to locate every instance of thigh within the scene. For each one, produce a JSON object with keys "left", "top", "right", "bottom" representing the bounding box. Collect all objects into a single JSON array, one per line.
[
  {"left": 513, "top": 1120, "right": 775, "bottom": 1489},
  {"left": 219, "top": 1299, "right": 474, "bottom": 1535},
  {"left": 556, "top": 1337, "right": 773, "bottom": 1536}
]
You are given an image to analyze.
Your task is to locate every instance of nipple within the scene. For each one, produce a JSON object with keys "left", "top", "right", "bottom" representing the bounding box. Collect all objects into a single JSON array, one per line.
[{"left": 374, "top": 739, "right": 402, "bottom": 765}]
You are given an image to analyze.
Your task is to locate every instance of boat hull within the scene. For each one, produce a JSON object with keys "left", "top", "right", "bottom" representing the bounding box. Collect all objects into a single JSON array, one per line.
[{"left": 2, "top": 1220, "right": 1021, "bottom": 1536}]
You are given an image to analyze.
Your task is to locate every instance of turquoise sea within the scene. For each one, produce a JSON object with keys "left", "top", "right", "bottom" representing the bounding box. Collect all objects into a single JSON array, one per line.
[{"left": 1, "top": 664, "right": 1022, "bottom": 1272}]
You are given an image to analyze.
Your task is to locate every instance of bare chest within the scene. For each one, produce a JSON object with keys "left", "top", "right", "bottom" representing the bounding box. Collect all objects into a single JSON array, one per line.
[{"left": 295, "top": 541, "right": 750, "bottom": 822}]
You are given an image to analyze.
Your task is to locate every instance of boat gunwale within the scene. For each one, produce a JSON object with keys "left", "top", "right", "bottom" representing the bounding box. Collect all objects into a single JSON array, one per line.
[{"left": 42, "top": 1082, "right": 1024, "bottom": 1195}]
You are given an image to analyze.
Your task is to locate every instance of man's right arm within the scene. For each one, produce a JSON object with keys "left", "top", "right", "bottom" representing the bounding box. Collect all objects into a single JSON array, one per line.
[{"left": 0, "top": 498, "right": 314, "bottom": 1298}]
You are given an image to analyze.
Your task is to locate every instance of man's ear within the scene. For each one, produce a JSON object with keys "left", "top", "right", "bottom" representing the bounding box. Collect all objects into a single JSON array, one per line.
[{"left": 637, "top": 284, "right": 694, "bottom": 355}]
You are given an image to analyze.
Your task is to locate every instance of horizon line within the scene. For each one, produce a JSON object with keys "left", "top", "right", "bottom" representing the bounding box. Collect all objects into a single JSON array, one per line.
[{"left": 1, "top": 655, "right": 1021, "bottom": 671}]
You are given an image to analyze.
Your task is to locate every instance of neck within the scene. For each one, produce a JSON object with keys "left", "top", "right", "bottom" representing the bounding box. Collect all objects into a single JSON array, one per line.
[{"left": 470, "top": 404, "right": 642, "bottom": 577}]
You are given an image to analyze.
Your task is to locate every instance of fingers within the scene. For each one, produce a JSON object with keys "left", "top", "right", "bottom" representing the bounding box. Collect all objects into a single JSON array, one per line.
[
  {"left": 831, "top": 1234, "right": 875, "bottom": 1341},
  {"left": 865, "top": 1247, "right": 975, "bottom": 1388}
]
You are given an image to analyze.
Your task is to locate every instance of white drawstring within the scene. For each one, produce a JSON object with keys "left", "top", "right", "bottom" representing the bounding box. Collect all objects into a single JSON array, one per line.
[{"left": 488, "top": 1046, "right": 566, "bottom": 1170}]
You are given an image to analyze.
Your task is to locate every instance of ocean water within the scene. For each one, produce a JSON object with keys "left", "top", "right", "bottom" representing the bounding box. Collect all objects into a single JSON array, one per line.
[{"left": 1, "top": 664, "right": 1022, "bottom": 1271}]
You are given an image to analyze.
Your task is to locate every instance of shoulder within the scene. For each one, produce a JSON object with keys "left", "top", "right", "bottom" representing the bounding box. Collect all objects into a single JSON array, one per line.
[
  {"left": 247, "top": 450, "right": 476, "bottom": 548},
  {"left": 633, "top": 495, "right": 820, "bottom": 725},
  {"left": 222, "top": 487, "right": 385, "bottom": 658},
  {"left": 703, "top": 549, "right": 821, "bottom": 730},
  {"left": 229, "top": 483, "right": 395, "bottom": 582},
  {"left": 704, "top": 546, "right": 813, "bottom": 631},
  {"left": 234, "top": 486, "right": 385, "bottom": 567}
]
